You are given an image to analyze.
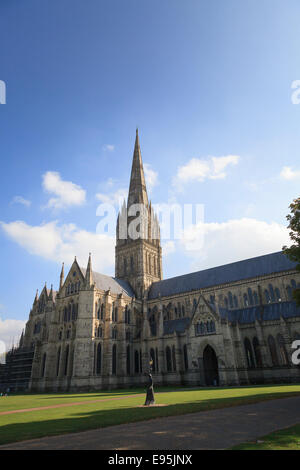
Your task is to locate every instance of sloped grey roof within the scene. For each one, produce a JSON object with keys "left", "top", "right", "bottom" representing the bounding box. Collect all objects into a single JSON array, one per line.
[
  {"left": 80, "top": 268, "right": 135, "bottom": 297},
  {"left": 148, "top": 251, "right": 297, "bottom": 299},
  {"left": 220, "top": 300, "right": 300, "bottom": 324}
]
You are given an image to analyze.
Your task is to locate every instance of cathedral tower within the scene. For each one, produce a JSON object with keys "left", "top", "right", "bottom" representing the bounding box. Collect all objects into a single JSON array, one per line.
[{"left": 115, "top": 129, "right": 162, "bottom": 298}]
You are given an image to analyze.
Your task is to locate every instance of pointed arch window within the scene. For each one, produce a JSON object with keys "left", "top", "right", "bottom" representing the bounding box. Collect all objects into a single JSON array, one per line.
[
  {"left": 139, "top": 349, "right": 142, "bottom": 373},
  {"left": 126, "top": 345, "right": 131, "bottom": 375},
  {"left": 265, "top": 289, "right": 271, "bottom": 304},
  {"left": 64, "top": 345, "right": 69, "bottom": 376},
  {"left": 277, "top": 334, "right": 289, "bottom": 365},
  {"left": 244, "top": 337, "right": 255, "bottom": 368},
  {"left": 269, "top": 284, "right": 275, "bottom": 302},
  {"left": 253, "top": 291, "right": 259, "bottom": 305},
  {"left": 166, "top": 346, "right": 172, "bottom": 372},
  {"left": 228, "top": 291, "right": 233, "bottom": 309},
  {"left": 268, "top": 335, "right": 279, "bottom": 366},
  {"left": 112, "top": 344, "right": 117, "bottom": 375},
  {"left": 56, "top": 347, "right": 61, "bottom": 376},
  {"left": 134, "top": 350, "right": 139, "bottom": 373},
  {"left": 252, "top": 337, "right": 262, "bottom": 367},
  {"left": 96, "top": 343, "right": 102, "bottom": 375},
  {"left": 149, "top": 314, "right": 157, "bottom": 336},
  {"left": 112, "top": 327, "right": 117, "bottom": 340},
  {"left": 248, "top": 288, "right": 254, "bottom": 306},
  {"left": 72, "top": 303, "right": 78, "bottom": 321},
  {"left": 67, "top": 304, "right": 72, "bottom": 322},
  {"left": 172, "top": 345, "right": 176, "bottom": 372},
  {"left": 150, "top": 348, "right": 156, "bottom": 372},
  {"left": 275, "top": 288, "right": 281, "bottom": 301},
  {"left": 183, "top": 344, "right": 188, "bottom": 370},
  {"left": 287, "top": 285, "right": 293, "bottom": 300}
]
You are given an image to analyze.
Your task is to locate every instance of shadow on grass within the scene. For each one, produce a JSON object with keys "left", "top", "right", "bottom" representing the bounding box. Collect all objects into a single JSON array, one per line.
[
  {"left": 39, "top": 390, "right": 145, "bottom": 400},
  {"left": 1, "top": 391, "right": 300, "bottom": 447},
  {"left": 28, "top": 382, "right": 300, "bottom": 401}
]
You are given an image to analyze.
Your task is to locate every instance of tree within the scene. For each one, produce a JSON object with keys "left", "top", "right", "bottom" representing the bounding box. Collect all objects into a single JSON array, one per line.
[{"left": 283, "top": 196, "right": 300, "bottom": 306}]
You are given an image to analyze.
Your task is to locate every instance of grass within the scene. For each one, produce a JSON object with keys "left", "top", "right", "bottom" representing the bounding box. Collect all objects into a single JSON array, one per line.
[
  {"left": 0, "top": 384, "right": 300, "bottom": 446},
  {"left": 231, "top": 424, "right": 300, "bottom": 450}
]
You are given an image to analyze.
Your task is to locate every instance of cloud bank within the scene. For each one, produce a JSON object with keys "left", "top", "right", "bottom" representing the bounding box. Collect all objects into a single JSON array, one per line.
[
  {"left": 0, "top": 220, "right": 115, "bottom": 273},
  {"left": 173, "top": 154, "right": 240, "bottom": 189},
  {"left": 42, "top": 171, "right": 86, "bottom": 210},
  {"left": 179, "top": 217, "right": 290, "bottom": 271}
]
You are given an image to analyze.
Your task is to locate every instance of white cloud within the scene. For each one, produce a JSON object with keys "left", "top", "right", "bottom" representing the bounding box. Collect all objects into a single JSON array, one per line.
[
  {"left": 162, "top": 240, "right": 176, "bottom": 256},
  {"left": 210, "top": 155, "right": 240, "bottom": 179},
  {"left": 0, "top": 220, "right": 115, "bottom": 273},
  {"left": 102, "top": 144, "right": 115, "bottom": 152},
  {"left": 173, "top": 155, "right": 240, "bottom": 189},
  {"left": 178, "top": 217, "right": 290, "bottom": 271},
  {"left": 96, "top": 188, "right": 127, "bottom": 207},
  {"left": 280, "top": 166, "right": 300, "bottom": 181},
  {"left": 0, "top": 317, "right": 26, "bottom": 351},
  {"left": 42, "top": 171, "right": 86, "bottom": 210},
  {"left": 144, "top": 163, "right": 158, "bottom": 193},
  {"left": 11, "top": 196, "right": 31, "bottom": 207}
]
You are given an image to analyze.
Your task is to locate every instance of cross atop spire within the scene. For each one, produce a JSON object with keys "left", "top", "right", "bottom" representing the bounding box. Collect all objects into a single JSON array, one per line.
[{"left": 127, "top": 129, "right": 149, "bottom": 208}]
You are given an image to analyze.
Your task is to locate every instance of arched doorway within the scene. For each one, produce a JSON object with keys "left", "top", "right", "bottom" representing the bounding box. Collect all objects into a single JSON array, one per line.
[{"left": 203, "top": 345, "right": 219, "bottom": 386}]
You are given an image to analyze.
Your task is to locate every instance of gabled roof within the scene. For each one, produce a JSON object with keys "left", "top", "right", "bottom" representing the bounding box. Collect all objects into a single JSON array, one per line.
[
  {"left": 80, "top": 268, "right": 135, "bottom": 297},
  {"left": 148, "top": 251, "right": 297, "bottom": 299}
]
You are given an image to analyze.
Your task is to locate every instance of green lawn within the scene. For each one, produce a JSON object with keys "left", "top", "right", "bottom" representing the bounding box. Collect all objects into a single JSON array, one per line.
[
  {"left": 231, "top": 423, "right": 300, "bottom": 450},
  {"left": 0, "top": 384, "right": 300, "bottom": 446}
]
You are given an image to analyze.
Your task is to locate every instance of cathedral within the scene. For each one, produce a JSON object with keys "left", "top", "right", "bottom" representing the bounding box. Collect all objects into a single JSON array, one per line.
[{"left": 6, "top": 130, "right": 300, "bottom": 392}]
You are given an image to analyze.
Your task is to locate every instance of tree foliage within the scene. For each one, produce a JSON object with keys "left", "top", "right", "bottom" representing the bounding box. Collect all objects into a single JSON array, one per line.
[{"left": 283, "top": 196, "right": 300, "bottom": 305}]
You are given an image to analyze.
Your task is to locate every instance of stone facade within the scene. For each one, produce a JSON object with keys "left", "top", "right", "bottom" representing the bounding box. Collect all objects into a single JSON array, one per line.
[{"left": 20, "top": 130, "right": 300, "bottom": 392}]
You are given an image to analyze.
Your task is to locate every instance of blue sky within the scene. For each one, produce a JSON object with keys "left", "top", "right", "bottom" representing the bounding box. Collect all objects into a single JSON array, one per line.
[{"left": 1, "top": 0, "right": 300, "bottom": 343}]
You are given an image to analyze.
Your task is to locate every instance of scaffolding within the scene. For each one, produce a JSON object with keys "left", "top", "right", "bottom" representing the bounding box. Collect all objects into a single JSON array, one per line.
[{"left": 0, "top": 347, "right": 34, "bottom": 392}]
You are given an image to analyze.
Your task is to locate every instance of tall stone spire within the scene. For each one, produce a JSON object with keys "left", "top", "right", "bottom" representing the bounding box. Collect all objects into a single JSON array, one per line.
[
  {"left": 49, "top": 284, "right": 54, "bottom": 301},
  {"left": 33, "top": 289, "right": 39, "bottom": 305},
  {"left": 59, "top": 262, "right": 64, "bottom": 290},
  {"left": 127, "top": 128, "right": 149, "bottom": 208},
  {"left": 115, "top": 129, "right": 162, "bottom": 299},
  {"left": 85, "top": 253, "right": 93, "bottom": 287}
]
